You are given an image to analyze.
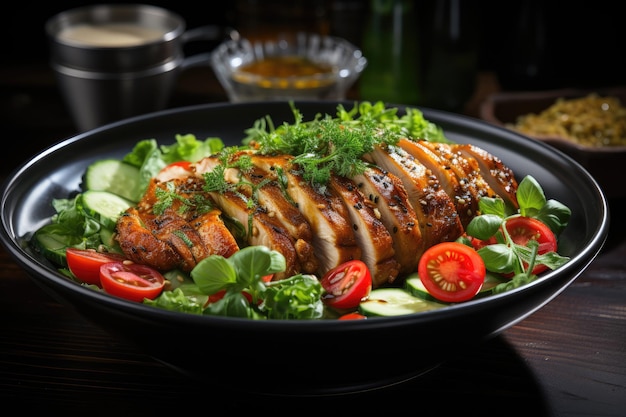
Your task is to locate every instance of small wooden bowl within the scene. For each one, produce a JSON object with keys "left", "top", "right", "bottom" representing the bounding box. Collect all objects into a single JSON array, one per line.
[{"left": 480, "top": 87, "right": 626, "bottom": 198}]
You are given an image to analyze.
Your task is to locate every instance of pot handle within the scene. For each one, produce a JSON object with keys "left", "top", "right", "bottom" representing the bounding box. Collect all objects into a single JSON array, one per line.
[{"left": 180, "top": 25, "right": 239, "bottom": 70}]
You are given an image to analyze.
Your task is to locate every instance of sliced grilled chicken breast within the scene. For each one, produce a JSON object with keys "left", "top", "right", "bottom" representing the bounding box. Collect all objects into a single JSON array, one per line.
[
  {"left": 250, "top": 154, "right": 362, "bottom": 276},
  {"left": 115, "top": 136, "right": 520, "bottom": 286},
  {"left": 195, "top": 153, "right": 319, "bottom": 275}
]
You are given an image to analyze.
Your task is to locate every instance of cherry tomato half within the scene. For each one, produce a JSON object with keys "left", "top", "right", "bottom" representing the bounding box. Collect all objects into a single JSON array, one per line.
[
  {"left": 205, "top": 289, "right": 254, "bottom": 306},
  {"left": 418, "top": 242, "right": 485, "bottom": 303},
  {"left": 66, "top": 248, "right": 128, "bottom": 286},
  {"left": 166, "top": 161, "right": 192, "bottom": 169},
  {"left": 505, "top": 216, "right": 557, "bottom": 275},
  {"left": 157, "top": 161, "right": 192, "bottom": 181},
  {"left": 100, "top": 262, "right": 165, "bottom": 303},
  {"left": 338, "top": 312, "right": 367, "bottom": 320},
  {"left": 320, "top": 260, "right": 372, "bottom": 310}
]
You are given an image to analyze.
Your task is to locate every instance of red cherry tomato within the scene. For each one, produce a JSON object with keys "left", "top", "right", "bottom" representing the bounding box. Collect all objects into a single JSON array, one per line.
[
  {"left": 338, "top": 312, "right": 367, "bottom": 320},
  {"left": 469, "top": 235, "right": 496, "bottom": 251},
  {"left": 207, "top": 289, "right": 227, "bottom": 304},
  {"left": 66, "top": 248, "right": 128, "bottom": 286},
  {"left": 205, "top": 289, "right": 254, "bottom": 305},
  {"left": 157, "top": 161, "right": 192, "bottom": 180},
  {"left": 418, "top": 242, "right": 485, "bottom": 303},
  {"left": 504, "top": 216, "right": 557, "bottom": 275},
  {"left": 320, "top": 260, "right": 372, "bottom": 310},
  {"left": 99, "top": 262, "right": 165, "bottom": 303}
]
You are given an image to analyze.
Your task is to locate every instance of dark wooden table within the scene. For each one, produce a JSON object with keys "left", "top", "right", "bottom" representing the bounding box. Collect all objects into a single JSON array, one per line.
[{"left": 1, "top": 65, "right": 625, "bottom": 416}]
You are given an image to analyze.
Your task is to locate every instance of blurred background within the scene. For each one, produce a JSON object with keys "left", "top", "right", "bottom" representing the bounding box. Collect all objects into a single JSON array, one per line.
[{"left": 2, "top": 0, "right": 625, "bottom": 169}]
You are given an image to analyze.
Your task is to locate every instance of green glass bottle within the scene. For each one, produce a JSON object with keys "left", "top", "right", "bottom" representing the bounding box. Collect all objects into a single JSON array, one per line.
[
  {"left": 420, "top": 0, "right": 478, "bottom": 113},
  {"left": 359, "top": 0, "right": 421, "bottom": 105}
]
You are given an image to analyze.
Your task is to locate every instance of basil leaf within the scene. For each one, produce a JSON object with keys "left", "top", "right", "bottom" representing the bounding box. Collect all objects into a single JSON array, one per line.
[
  {"left": 466, "top": 214, "right": 503, "bottom": 240},
  {"left": 231, "top": 245, "right": 287, "bottom": 287},
  {"left": 493, "top": 273, "right": 537, "bottom": 294},
  {"left": 478, "top": 244, "right": 517, "bottom": 274},
  {"left": 536, "top": 199, "right": 572, "bottom": 236},
  {"left": 477, "top": 197, "right": 507, "bottom": 217},
  {"left": 204, "top": 292, "right": 261, "bottom": 319},
  {"left": 516, "top": 176, "right": 547, "bottom": 216},
  {"left": 533, "top": 251, "right": 571, "bottom": 271},
  {"left": 191, "top": 255, "right": 237, "bottom": 295}
]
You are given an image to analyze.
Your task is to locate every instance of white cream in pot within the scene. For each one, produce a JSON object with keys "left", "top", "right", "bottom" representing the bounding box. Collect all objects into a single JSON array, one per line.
[{"left": 58, "top": 23, "right": 165, "bottom": 47}]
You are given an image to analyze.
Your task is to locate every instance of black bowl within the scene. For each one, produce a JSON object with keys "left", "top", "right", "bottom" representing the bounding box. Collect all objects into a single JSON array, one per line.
[{"left": 0, "top": 101, "right": 609, "bottom": 396}]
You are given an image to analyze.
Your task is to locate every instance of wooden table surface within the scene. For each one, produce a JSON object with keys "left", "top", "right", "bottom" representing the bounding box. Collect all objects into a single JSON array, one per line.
[{"left": 1, "top": 65, "right": 625, "bottom": 416}]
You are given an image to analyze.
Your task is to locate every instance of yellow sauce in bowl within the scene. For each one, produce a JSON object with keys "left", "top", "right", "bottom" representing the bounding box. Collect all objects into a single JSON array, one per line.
[{"left": 233, "top": 56, "right": 336, "bottom": 89}]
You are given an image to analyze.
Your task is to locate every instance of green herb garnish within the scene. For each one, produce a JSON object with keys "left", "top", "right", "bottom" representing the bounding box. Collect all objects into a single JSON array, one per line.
[{"left": 243, "top": 101, "right": 449, "bottom": 186}]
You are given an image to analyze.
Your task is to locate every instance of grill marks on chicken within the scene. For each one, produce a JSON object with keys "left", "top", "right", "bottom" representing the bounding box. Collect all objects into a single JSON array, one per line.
[
  {"left": 195, "top": 154, "right": 318, "bottom": 279},
  {"left": 116, "top": 176, "right": 239, "bottom": 272},
  {"left": 353, "top": 166, "right": 423, "bottom": 276},
  {"left": 115, "top": 139, "right": 519, "bottom": 288},
  {"left": 328, "top": 174, "right": 401, "bottom": 287},
  {"left": 453, "top": 144, "right": 519, "bottom": 210},
  {"left": 398, "top": 139, "right": 476, "bottom": 228},
  {"left": 366, "top": 144, "right": 464, "bottom": 250}
]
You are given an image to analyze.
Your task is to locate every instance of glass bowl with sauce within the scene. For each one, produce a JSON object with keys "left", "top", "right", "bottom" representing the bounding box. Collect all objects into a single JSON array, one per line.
[{"left": 210, "top": 32, "right": 367, "bottom": 102}]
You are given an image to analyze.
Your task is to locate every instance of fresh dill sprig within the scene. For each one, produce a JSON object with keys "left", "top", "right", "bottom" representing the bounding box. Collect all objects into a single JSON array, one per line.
[
  {"left": 153, "top": 182, "right": 182, "bottom": 215},
  {"left": 241, "top": 101, "right": 448, "bottom": 186},
  {"left": 290, "top": 116, "right": 396, "bottom": 185},
  {"left": 202, "top": 164, "right": 232, "bottom": 194},
  {"left": 152, "top": 181, "right": 215, "bottom": 215}
]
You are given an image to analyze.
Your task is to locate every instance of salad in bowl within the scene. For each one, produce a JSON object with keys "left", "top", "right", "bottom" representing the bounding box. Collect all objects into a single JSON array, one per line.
[{"left": 30, "top": 101, "right": 571, "bottom": 320}]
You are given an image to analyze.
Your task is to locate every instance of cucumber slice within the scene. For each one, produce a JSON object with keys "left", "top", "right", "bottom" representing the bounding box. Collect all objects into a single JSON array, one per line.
[
  {"left": 359, "top": 288, "right": 445, "bottom": 317},
  {"left": 474, "top": 273, "right": 507, "bottom": 298},
  {"left": 81, "top": 190, "right": 133, "bottom": 230},
  {"left": 30, "top": 223, "right": 82, "bottom": 267},
  {"left": 85, "top": 159, "right": 142, "bottom": 202},
  {"left": 405, "top": 275, "right": 437, "bottom": 301},
  {"left": 99, "top": 227, "right": 124, "bottom": 254},
  {"left": 406, "top": 273, "right": 505, "bottom": 301}
]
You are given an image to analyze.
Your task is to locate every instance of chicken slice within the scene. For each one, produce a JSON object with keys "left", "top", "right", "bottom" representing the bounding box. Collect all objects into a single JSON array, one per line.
[
  {"left": 329, "top": 174, "right": 401, "bottom": 287},
  {"left": 366, "top": 144, "right": 464, "bottom": 249},
  {"left": 116, "top": 176, "right": 239, "bottom": 272},
  {"left": 452, "top": 143, "right": 519, "bottom": 210},
  {"left": 116, "top": 207, "right": 190, "bottom": 271},
  {"left": 398, "top": 139, "right": 477, "bottom": 228},
  {"left": 208, "top": 188, "right": 301, "bottom": 280},
  {"left": 352, "top": 166, "right": 423, "bottom": 276},
  {"left": 428, "top": 142, "right": 500, "bottom": 200}
]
